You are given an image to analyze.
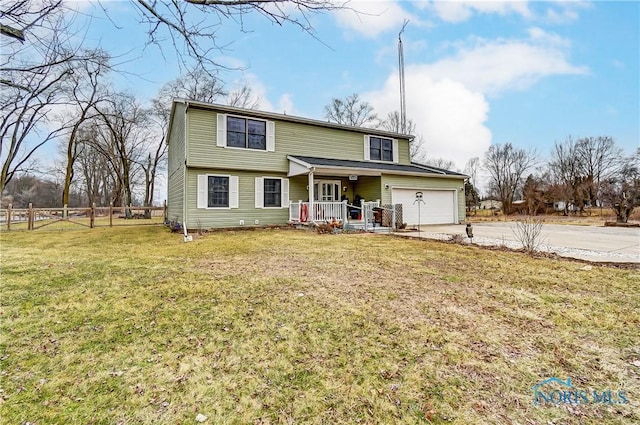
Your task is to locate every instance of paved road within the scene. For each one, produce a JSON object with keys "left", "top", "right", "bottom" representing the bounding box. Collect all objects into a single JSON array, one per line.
[{"left": 403, "top": 222, "right": 640, "bottom": 263}]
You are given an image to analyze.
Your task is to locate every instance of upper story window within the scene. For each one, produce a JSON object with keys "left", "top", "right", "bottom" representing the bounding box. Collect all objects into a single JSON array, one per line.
[
  {"left": 370, "top": 136, "right": 393, "bottom": 162},
  {"left": 227, "top": 116, "right": 266, "bottom": 150},
  {"left": 365, "top": 135, "right": 398, "bottom": 163},
  {"left": 217, "top": 113, "right": 275, "bottom": 152}
]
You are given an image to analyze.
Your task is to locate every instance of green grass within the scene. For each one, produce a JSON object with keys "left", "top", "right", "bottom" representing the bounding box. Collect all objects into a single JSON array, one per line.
[{"left": 1, "top": 226, "right": 638, "bottom": 424}]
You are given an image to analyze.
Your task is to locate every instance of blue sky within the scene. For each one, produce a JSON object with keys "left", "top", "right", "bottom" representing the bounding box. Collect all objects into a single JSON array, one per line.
[{"left": 71, "top": 0, "right": 638, "bottom": 171}]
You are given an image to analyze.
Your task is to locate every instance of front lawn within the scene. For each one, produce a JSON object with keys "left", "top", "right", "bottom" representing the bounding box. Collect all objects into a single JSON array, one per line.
[{"left": 1, "top": 227, "right": 638, "bottom": 424}]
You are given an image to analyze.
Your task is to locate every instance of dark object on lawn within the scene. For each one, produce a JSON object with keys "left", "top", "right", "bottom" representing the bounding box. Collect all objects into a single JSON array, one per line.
[
  {"left": 465, "top": 223, "right": 474, "bottom": 242},
  {"left": 168, "top": 221, "right": 183, "bottom": 233}
]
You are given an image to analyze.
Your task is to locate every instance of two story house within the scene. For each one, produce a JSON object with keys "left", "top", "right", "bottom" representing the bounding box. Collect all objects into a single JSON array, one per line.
[{"left": 166, "top": 99, "right": 467, "bottom": 230}]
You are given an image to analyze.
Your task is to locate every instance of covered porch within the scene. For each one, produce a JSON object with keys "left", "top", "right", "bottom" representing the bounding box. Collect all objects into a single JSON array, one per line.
[{"left": 286, "top": 156, "right": 400, "bottom": 230}]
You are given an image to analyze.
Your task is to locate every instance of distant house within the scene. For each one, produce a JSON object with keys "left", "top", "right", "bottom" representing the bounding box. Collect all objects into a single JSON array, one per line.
[
  {"left": 480, "top": 199, "right": 502, "bottom": 210},
  {"left": 166, "top": 100, "right": 467, "bottom": 230}
]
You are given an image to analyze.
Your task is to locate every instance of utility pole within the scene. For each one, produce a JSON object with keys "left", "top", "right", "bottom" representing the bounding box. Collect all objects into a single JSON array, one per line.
[{"left": 398, "top": 20, "right": 409, "bottom": 134}]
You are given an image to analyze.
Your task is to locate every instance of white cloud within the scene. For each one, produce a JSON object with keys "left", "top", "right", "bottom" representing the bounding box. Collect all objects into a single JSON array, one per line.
[
  {"left": 423, "top": 0, "right": 532, "bottom": 23},
  {"left": 413, "top": 34, "right": 588, "bottom": 96},
  {"left": 363, "top": 29, "right": 587, "bottom": 170},
  {"left": 333, "top": 0, "right": 416, "bottom": 37},
  {"left": 277, "top": 93, "right": 296, "bottom": 115},
  {"left": 229, "top": 75, "right": 299, "bottom": 116},
  {"left": 365, "top": 72, "right": 491, "bottom": 170}
]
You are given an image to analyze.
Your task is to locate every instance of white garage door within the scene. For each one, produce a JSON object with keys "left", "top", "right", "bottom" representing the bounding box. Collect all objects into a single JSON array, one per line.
[{"left": 392, "top": 189, "right": 456, "bottom": 225}]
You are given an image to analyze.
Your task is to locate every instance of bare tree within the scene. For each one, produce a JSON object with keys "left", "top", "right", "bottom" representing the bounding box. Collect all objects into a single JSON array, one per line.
[
  {"left": 601, "top": 148, "right": 640, "bottom": 223},
  {"left": 74, "top": 124, "right": 116, "bottom": 206},
  {"left": 548, "top": 137, "right": 583, "bottom": 215},
  {"left": 90, "top": 93, "right": 152, "bottom": 212},
  {"left": 324, "top": 93, "right": 378, "bottom": 127},
  {"left": 484, "top": 142, "right": 536, "bottom": 215},
  {"left": 0, "top": 49, "right": 74, "bottom": 194},
  {"left": 575, "top": 136, "right": 622, "bottom": 206},
  {"left": 1, "top": 1, "right": 104, "bottom": 195},
  {"left": 379, "top": 110, "right": 425, "bottom": 161},
  {"left": 156, "top": 67, "right": 227, "bottom": 107},
  {"left": 548, "top": 136, "right": 621, "bottom": 215},
  {"left": 225, "top": 84, "right": 261, "bottom": 109},
  {"left": 423, "top": 158, "right": 456, "bottom": 171},
  {"left": 380, "top": 110, "right": 415, "bottom": 134},
  {"left": 130, "top": 1, "right": 349, "bottom": 69},
  {"left": 60, "top": 50, "right": 111, "bottom": 208},
  {"left": 464, "top": 157, "right": 479, "bottom": 190}
]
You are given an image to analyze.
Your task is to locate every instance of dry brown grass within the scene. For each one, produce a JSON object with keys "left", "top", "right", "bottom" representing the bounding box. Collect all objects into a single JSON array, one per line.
[{"left": 1, "top": 226, "right": 638, "bottom": 424}]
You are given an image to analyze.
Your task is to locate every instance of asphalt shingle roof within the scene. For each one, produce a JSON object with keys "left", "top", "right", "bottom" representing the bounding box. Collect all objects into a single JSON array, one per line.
[{"left": 289, "top": 156, "right": 467, "bottom": 177}]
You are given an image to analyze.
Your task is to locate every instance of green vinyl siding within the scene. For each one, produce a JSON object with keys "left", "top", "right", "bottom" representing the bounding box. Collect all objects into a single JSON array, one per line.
[
  {"left": 381, "top": 175, "right": 466, "bottom": 222},
  {"left": 185, "top": 168, "right": 306, "bottom": 229},
  {"left": 167, "top": 103, "right": 186, "bottom": 222},
  {"left": 353, "top": 176, "right": 382, "bottom": 203},
  {"left": 398, "top": 140, "right": 410, "bottom": 164},
  {"left": 186, "top": 107, "right": 412, "bottom": 171}
]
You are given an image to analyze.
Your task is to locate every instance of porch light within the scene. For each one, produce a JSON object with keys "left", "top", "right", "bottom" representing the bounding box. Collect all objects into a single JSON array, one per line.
[{"left": 384, "top": 184, "right": 390, "bottom": 189}]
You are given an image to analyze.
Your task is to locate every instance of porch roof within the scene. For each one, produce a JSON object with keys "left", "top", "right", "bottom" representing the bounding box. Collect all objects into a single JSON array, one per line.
[{"left": 287, "top": 155, "right": 467, "bottom": 179}]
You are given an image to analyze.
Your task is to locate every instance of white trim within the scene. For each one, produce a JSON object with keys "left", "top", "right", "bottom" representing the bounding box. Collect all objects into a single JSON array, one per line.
[
  {"left": 222, "top": 113, "right": 273, "bottom": 152},
  {"left": 229, "top": 176, "right": 239, "bottom": 209},
  {"left": 281, "top": 178, "right": 289, "bottom": 208},
  {"left": 266, "top": 121, "right": 275, "bottom": 152},
  {"left": 365, "top": 134, "right": 397, "bottom": 164},
  {"left": 197, "top": 175, "right": 207, "bottom": 209},
  {"left": 256, "top": 176, "right": 290, "bottom": 209},
  {"left": 390, "top": 187, "right": 459, "bottom": 224},
  {"left": 363, "top": 135, "right": 370, "bottom": 161},
  {"left": 287, "top": 155, "right": 312, "bottom": 167},
  {"left": 254, "top": 177, "right": 264, "bottom": 208},
  {"left": 216, "top": 113, "right": 226, "bottom": 147},
  {"left": 314, "top": 179, "right": 342, "bottom": 202},
  {"left": 392, "top": 139, "right": 399, "bottom": 163},
  {"left": 197, "top": 174, "right": 237, "bottom": 210},
  {"left": 183, "top": 109, "right": 189, "bottom": 225},
  {"left": 180, "top": 99, "right": 413, "bottom": 140},
  {"left": 286, "top": 155, "right": 464, "bottom": 179}
]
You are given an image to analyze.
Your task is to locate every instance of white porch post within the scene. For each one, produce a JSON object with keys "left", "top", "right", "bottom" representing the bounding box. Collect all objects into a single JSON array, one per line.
[{"left": 308, "top": 171, "right": 315, "bottom": 222}]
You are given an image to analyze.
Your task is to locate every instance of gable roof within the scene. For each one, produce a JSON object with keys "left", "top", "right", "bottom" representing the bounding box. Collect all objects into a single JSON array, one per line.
[
  {"left": 288, "top": 155, "right": 467, "bottom": 179},
  {"left": 174, "top": 99, "right": 414, "bottom": 141}
]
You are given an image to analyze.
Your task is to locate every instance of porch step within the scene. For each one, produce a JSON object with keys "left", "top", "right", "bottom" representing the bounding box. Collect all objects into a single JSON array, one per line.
[{"left": 345, "top": 223, "right": 392, "bottom": 233}]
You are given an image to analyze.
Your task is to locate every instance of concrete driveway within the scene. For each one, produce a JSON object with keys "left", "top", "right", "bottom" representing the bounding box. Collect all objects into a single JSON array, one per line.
[{"left": 402, "top": 222, "right": 640, "bottom": 263}]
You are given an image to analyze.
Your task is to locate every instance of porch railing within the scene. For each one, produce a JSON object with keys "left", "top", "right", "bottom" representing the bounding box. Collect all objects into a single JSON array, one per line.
[
  {"left": 289, "top": 200, "right": 347, "bottom": 223},
  {"left": 288, "top": 200, "right": 401, "bottom": 232}
]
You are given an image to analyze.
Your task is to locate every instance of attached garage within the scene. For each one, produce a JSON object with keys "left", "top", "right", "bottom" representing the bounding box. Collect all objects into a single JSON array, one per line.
[{"left": 392, "top": 188, "right": 458, "bottom": 225}]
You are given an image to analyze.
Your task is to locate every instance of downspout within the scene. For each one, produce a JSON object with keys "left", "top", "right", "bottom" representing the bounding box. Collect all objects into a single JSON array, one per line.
[{"left": 183, "top": 101, "right": 189, "bottom": 230}]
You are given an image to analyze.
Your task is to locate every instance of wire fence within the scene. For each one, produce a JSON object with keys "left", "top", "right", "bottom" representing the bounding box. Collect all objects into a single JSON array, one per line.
[{"left": 0, "top": 203, "right": 167, "bottom": 232}]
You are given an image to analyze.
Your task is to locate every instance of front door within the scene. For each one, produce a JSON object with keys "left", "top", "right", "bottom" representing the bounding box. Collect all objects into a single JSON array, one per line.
[{"left": 314, "top": 180, "right": 341, "bottom": 201}]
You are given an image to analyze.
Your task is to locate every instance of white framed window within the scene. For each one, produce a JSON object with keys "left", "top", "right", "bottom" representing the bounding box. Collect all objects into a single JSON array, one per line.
[
  {"left": 217, "top": 113, "right": 275, "bottom": 152},
  {"left": 197, "top": 174, "right": 239, "bottom": 209},
  {"left": 255, "top": 177, "right": 289, "bottom": 208},
  {"left": 313, "top": 180, "right": 341, "bottom": 202},
  {"left": 364, "top": 135, "right": 398, "bottom": 163}
]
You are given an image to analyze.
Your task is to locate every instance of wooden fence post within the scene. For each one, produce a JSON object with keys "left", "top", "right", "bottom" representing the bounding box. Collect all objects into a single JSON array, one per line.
[
  {"left": 109, "top": 203, "right": 113, "bottom": 227},
  {"left": 6, "top": 203, "right": 11, "bottom": 231},
  {"left": 163, "top": 200, "right": 167, "bottom": 221},
  {"left": 90, "top": 203, "right": 95, "bottom": 228},
  {"left": 28, "top": 203, "right": 33, "bottom": 230},
  {"left": 63, "top": 204, "right": 68, "bottom": 220}
]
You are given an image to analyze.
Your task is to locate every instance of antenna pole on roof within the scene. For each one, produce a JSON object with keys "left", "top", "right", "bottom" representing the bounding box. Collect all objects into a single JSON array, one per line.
[{"left": 398, "top": 20, "right": 409, "bottom": 134}]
